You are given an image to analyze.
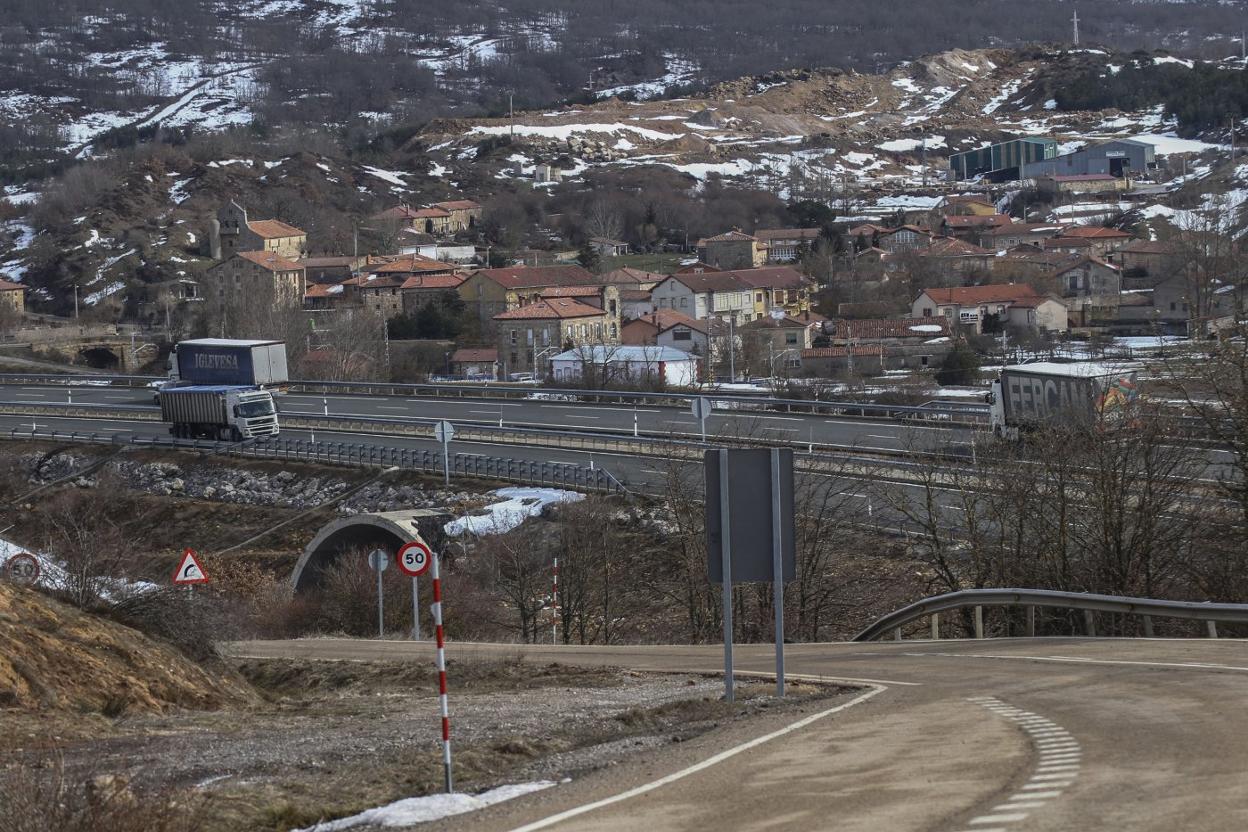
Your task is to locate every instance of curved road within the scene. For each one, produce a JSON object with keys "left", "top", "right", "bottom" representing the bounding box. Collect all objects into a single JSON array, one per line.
[{"left": 231, "top": 637, "right": 1248, "bottom": 831}]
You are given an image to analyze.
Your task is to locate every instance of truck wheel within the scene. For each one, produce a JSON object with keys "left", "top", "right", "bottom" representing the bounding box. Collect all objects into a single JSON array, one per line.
[
  {"left": 231, "top": 427, "right": 242, "bottom": 442},
  {"left": 218, "top": 426, "right": 231, "bottom": 442}
]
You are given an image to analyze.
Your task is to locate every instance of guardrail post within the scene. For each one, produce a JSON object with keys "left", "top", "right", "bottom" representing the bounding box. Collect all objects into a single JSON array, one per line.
[
  {"left": 1026, "top": 605, "right": 1036, "bottom": 638},
  {"left": 1207, "top": 620, "right": 1218, "bottom": 638},
  {"left": 1084, "top": 609, "right": 1097, "bottom": 637},
  {"left": 930, "top": 613, "right": 939, "bottom": 640},
  {"left": 974, "top": 605, "right": 984, "bottom": 639},
  {"left": 893, "top": 627, "right": 902, "bottom": 642},
  {"left": 1143, "top": 615, "right": 1154, "bottom": 637}
]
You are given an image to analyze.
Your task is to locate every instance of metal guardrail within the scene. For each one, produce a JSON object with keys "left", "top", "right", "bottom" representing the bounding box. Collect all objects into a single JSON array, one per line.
[
  {"left": 854, "top": 588, "right": 1248, "bottom": 641},
  {"left": 0, "top": 400, "right": 976, "bottom": 489},
  {"left": 0, "top": 372, "right": 992, "bottom": 425},
  {"left": 0, "top": 428, "right": 627, "bottom": 495}
]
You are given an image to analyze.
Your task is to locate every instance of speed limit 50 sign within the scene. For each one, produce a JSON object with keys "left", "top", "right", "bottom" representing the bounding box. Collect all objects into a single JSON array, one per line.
[{"left": 396, "top": 541, "right": 432, "bottom": 577}]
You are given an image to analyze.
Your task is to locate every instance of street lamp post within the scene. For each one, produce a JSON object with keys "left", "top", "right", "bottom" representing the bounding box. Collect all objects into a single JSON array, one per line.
[{"left": 73, "top": 284, "right": 79, "bottom": 319}]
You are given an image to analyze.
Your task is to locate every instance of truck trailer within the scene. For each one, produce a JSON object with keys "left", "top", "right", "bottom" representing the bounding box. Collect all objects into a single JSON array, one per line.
[
  {"left": 160, "top": 385, "right": 280, "bottom": 441},
  {"left": 988, "top": 362, "right": 1139, "bottom": 439},
  {"left": 167, "top": 339, "right": 289, "bottom": 387}
]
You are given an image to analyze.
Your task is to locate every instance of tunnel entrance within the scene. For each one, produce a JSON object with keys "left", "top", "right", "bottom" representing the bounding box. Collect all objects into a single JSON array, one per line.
[
  {"left": 292, "top": 509, "right": 450, "bottom": 592},
  {"left": 79, "top": 346, "right": 121, "bottom": 370}
]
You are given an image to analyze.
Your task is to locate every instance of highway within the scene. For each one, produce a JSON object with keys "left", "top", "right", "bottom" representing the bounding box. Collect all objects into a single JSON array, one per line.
[
  {"left": 231, "top": 636, "right": 1248, "bottom": 831},
  {"left": 0, "top": 382, "right": 972, "bottom": 454}
]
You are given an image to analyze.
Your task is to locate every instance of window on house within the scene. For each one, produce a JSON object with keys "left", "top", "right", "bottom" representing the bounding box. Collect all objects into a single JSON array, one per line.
[
  {"left": 1170, "top": 302, "right": 1177, "bottom": 311},
  {"left": 610, "top": 323, "right": 617, "bottom": 337},
  {"left": 608, "top": 300, "right": 617, "bottom": 314},
  {"left": 1068, "top": 275, "right": 1079, "bottom": 292},
  {"left": 680, "top": 297, "right": 688, "bottom": 307},
  {"left": 785, "top": 333, "right": 798, "bottom": 345},
  {"left": 921, "top": 356, "right": 929, "bottom": 367},
  {"left": 756, "top": 292, "right": 763, "bottom": 303},
  {"left": 673, "top": 329, "right": 692, "bottom": 341},
  {"left": 923, "top": 307, "right": 933, "bottom": 317},
  {"left": 526, "top": 329, "right": 533, "bottom": 344}
]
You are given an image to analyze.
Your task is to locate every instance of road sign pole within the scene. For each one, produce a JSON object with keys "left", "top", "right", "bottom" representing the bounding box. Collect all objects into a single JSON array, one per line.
[
  {"left": 771, "top": 448, "right": 785, "bottom": 698},
  {"left": 377, "top": 563, "right": 385, "bottom": 638},
  {"left": 552, "top": 557, "right": 559, "bottom": 644},
  {"left": 411, "top": 576, "right": 420, "bottom": 641},
  {"left": 718, "top": 448, "right": 734, "bottom": 703},
  {"left": 442, "top": 439, "right": 450, "bottom": 485},
  {"left": 431, "top": 552, "right": 453, "bottom": 793}
]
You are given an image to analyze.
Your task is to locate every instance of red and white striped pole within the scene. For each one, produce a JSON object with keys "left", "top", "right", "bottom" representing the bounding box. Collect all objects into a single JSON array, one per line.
[
  {"left": 431, "top": 552, "right": 452, "bottom": 793},
  {"left": 551, "top": 557, "right": 559, "bottom": 644}
]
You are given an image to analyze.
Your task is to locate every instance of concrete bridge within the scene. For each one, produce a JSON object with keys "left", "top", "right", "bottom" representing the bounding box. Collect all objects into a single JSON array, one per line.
[
  {"left": 291, "top": 509, "right": 451, "bottom": 592},
  {"left": 28, "top": 334, "right": 165, "bottom": 372}
]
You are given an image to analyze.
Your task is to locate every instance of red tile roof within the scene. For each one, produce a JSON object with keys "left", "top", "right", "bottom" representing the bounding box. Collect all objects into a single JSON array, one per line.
[
  {"left": 0, "top": 278, "right": 24, "bottom": 292},
  {"left": 1058, "top": 225, "right": 1133, "bottom": 239},
  {"left": 399, "top": 274, "right": 465, "bottom": 290},
  {"left": 597, "top": 267, "right": 663, "bottom": 285},
  {"left": 246, "top": 219, "right": 305, "bottom": 239},
  {"left": 367, "top": 255, "right": 457, "bottom": 274},
  {"left": 802, "top": 346, "right": 887, "bottom": 358},
  {"left": 303, "top": 282, "right": 345, "bottom": 298},
  {"left": 539, "top": 285, "right": 604, "bottom": 299},
  {"left": 663, "top": 272, "right": 749, "bottom": 292},
  {"left": 921, "top": 237, "right": 992, "bottom": 257},
  {"left": 474, "top": 265, "right": 596, "bottom": 290},
  {"left": 829, "top": 317, "right": 951, "bottom": 339},
  {"left": 493, "top": 297, "right": 605, "bottom": 320},
  {"left": 703, "top": 230, "right": 758, "bottom": 243},
  {"left": 920, "top": 284, "right": 1041, "bottom": 305},
  {"left": 435, "top": 200, "right": 481, "bottom": 211},
  {"left": 236, "top": 250, "right": 304, "bottom": 271},
  {"left": 674, "top": 261, "right": 722, "bottom": 274},
  {"left": 740, "top": 315, "right": 809, "bottom": 330}
]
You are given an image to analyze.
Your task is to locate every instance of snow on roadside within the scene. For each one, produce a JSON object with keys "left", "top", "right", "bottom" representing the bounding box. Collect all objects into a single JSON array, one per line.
[
  {"left": 295, "top": 781, "right": 556, "bottom": 831},
  {"left": 0, "top": 537, "right": 156, "bottom": 599},
  {"left": 469, "top": 122, "right": 678, "bottom": 142},
  {"left": 444, "top": 488, "right": 583, "bottom": 537}
]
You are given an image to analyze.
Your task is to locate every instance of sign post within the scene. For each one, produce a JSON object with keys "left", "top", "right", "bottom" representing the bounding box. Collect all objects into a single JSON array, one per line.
[
  {"left": 396, "top": 540, "right": 432, "bottom": 641},
  {"left": 368, "top": 548, "right": 389, "bottom": 638},
  {"left": 431, "top": 551, "right": 453, "bottom": 793},
  {"left": 770, "top": 449, "right": 785, "bottom": 697},
  {"left": 717, "top": 449, "right": 734, "bottom": 701},
  {"left": 434, "top": 420, "right": 455, "bottom": 486},
  {"left": 692, "top": 396, "right": 712, "bottom": 442},
  {"left": 706, "top": 449, "right": 795, "bottom": 702},
  {"left": 2, "top": 553, "right": 41, "bottom": 586}
]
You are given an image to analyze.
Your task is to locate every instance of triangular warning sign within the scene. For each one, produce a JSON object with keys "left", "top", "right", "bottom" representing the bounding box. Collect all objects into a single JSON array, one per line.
[{"left": 172, "top": 548, "right": 209, "bottom": 585}]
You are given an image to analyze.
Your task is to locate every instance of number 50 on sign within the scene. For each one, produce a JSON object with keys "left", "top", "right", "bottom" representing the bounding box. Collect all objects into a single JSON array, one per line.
[{"left": 396, "top": 541, "right": 432, "bottom": 577}]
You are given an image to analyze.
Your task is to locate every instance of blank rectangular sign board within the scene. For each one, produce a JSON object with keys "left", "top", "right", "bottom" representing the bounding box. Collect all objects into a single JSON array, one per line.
[{"left": 705, "top": 448, "right": 796, "bottom": 583}]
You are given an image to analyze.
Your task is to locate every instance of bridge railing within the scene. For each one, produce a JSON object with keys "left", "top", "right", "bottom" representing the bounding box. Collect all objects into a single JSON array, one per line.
[{"left": 854, "top": 588, "right": 1248, "bottom": 641}]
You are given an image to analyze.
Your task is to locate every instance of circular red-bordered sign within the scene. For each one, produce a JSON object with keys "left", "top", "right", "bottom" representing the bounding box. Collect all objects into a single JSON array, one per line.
[
  {"left": 3, "top": 553, "right": 41, "bottom": 586},
  {"left": 396, "top": 541, "right": 432, "bottom": 577}
]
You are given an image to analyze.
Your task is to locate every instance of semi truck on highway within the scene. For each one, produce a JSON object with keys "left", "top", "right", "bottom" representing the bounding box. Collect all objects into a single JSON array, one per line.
[
  {"left": 160, "top": 385, "right": 280, "bottom": 441},
  {"left": 167, "top": 339, "right": 289, "bottom": 387},
  {"left": 988, "top": 362, "right": 1139, "bottom": 439}
]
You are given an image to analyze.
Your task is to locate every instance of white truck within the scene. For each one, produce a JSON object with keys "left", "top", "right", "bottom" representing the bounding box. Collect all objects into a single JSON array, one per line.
[
  {"left": 988, "top": 362, "right": 1139, "bottom": 439},
  {"left": 160, "top": 385, "right": 280, "bottom": 441}
]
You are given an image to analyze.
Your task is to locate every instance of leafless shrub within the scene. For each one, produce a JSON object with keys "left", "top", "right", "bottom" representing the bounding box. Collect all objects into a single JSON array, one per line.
[{"left": 0, "top": 749, "right": 205, "bottom": 832}]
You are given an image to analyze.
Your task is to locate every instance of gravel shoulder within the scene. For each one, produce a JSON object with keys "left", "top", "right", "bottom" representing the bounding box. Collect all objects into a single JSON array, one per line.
[{"left": 0, "top": 655, "right": 850, "bottom": 831}]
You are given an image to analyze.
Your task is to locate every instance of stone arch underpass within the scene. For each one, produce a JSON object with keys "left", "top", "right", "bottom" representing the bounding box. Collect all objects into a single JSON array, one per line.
[{"left": 291, "top": 509, "right": 448, "bottom": 592}]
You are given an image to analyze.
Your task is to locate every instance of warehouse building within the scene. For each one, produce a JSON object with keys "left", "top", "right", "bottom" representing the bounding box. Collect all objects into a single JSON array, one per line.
[
  {"left": 949, "top": 138, "right": 1058, "bottom": 182},
  {"left": 1021, "top": 139, "right": 1156, "bottom": 179}
]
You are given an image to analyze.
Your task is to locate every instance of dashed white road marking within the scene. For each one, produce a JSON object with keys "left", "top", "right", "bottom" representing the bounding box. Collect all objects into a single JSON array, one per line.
[{"left": 964, "top": 696, "right": 1081, "bottom": 829}]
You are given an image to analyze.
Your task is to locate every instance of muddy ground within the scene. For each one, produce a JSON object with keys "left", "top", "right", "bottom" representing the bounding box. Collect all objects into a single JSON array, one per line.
[{"left": 0, "top": 656, "right": 845, "bottom": 832}]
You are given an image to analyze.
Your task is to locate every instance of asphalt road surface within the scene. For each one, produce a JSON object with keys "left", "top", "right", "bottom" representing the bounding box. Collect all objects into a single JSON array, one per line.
[
  {"left": 230, "top": 637, "right": 1248, "bottom": 832},
  {"left": 0, "top": 382, "right": 970, "bottom": 452}
]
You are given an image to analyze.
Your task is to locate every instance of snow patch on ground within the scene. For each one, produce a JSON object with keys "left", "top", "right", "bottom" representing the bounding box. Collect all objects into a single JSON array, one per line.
[
  {"left": 444, "top": 488, "right": 584, "bottom": 536},
  {"left": 295, "top": 781, "right": 557, "bottom": 831},
  {"left": 469, "top": 122, "right": 678, "bottom": 142},
  {"left": 876, "top": 135, "right": 945, "bottom": 153}
]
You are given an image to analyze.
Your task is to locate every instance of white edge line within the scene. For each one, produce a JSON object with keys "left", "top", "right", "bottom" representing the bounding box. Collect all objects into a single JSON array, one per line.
[{"left": 505, "top": 683, "right": 887, "bottom": 832}]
